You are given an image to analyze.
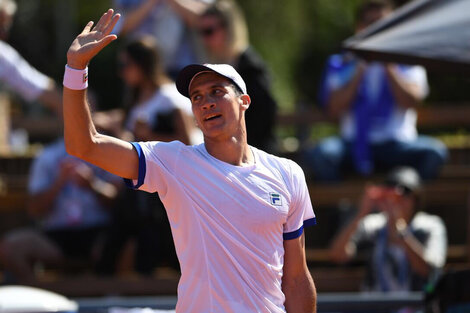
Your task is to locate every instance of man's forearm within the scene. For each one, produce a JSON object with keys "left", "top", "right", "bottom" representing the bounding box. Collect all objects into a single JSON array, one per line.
[
  {"left": 63, "top": 87, "right": 98, "bottom": 159},
  {"left": 283, "top": 271, "right": 317, "bottom": 313},
  {"left": 38, "top": 80, "right": 62, "bottom": 113},
  {"left": 90, "top": 177, "right": 119, "bottom": 206},
  {"left": 119, "top": 0, "right": 159, "bottom": 35},
  {"left": 398, "top": 229, "right": 431, "bottom": 277},
  {"left": 327, "top": 66, "right": 364, "bottom": 119},
  {"left": 329, "top": 214, "right": 362, "bottom": 263},
  {"left": 385, "top": 65, "right": 422, "bottom": 109}
]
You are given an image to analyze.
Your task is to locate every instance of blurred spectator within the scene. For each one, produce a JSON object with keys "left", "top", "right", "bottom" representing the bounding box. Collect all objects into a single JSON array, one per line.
[
  {"left": 329, "top": 167, "right": 447, "bottom": 292},
  {"left": 303, "top": 0, "right": 447, "bottom": 181},
  {"left": 0, "top": 138, "right": 120, "bottom": 283},
  {"left": 113, "top": 0, "right": 212, "bottom": 78},
  {"left": 0, "top": 0, "right": 61, "bottom": 112},
  {"left": 94, "top": 36, "right": 201, "bottom": 145},
  {"left": 95, "top": 37, "right": 199, "bottom": 275},
  {"left": 111, "top": 35, "right": 202, "bottom": 151},
  {"left": 196, "top": 0, "right": 278, "bottom": 153}
]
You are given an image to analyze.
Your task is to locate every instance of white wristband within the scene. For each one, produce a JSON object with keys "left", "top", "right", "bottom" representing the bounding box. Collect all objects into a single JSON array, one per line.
[{"left": 63, "top": 65, "right": 88, "bottom": 90}]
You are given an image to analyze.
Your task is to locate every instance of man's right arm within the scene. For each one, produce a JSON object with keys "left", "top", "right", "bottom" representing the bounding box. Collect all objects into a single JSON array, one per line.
[
  {"left": 326, "top": 61, "right": 366, "bottom": 120},
  {"left": 63, "top": 9, "right": 139, "bottom": 180},
  {"left": 329, "top": 189, "right": 375, "bottom": 263}
]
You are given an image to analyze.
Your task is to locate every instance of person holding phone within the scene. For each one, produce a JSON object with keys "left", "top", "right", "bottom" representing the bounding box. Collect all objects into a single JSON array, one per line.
[{"left": 329, "top": 166, "right": 447, "bottom": 292}]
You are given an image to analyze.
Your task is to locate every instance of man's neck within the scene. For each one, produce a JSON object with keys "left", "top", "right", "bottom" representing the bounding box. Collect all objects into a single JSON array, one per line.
[{"left": 204, "top": 136, "right": 254, "bottom": 167}]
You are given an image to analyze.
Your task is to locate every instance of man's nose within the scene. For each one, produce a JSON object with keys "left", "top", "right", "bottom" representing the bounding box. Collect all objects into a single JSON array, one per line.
[{"left": 201, "top": 96, "right": 216, "bottom": 110}]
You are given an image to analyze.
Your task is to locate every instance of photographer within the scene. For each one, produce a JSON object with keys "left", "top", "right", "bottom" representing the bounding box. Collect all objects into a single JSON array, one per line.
[{"left": 329, "top": 167, "right": 447, "bottom": 292}]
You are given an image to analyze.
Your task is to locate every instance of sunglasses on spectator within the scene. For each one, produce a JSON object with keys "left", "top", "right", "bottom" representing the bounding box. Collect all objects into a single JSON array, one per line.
[
  {"left": 199, "top": 23, "right": 225, "bottom": 37},
  {"left": 384, "top": 183, "right": 414, "bottom": 197}
]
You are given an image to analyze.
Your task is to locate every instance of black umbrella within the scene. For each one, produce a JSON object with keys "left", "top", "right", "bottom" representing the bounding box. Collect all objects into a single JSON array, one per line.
[{"left": 343, "top": 0, "right": 470, "bottom": 72}]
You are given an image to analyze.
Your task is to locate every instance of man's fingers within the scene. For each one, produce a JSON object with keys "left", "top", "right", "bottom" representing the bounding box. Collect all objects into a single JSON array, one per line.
[
  {"left": 97, "top": 35, "right": 118, "bottom": 50},
  {"left": 103, "top": 13, "right": 120, "bottom": 36},
  {"left": 94, "top": 10, "right": 111, "bottom": 31},
  {"left": 94, "top": 9, "right": 114, "bottom": 33},
  {"left": 81, "top": 21, "right": 94, "bottom": 35}
]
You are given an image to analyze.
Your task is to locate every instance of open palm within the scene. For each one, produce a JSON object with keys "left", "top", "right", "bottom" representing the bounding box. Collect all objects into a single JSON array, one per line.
[{"left": 67, "top": 9, "right": 120, "bottom": 69}]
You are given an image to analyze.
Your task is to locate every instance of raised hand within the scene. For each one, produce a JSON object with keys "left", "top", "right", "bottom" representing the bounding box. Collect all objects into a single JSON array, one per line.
[{"left": 67, "top": 9, "right": 120, "bottom": 69}]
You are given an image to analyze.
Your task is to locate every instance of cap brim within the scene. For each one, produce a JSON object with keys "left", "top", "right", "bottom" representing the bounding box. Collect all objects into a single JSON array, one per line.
[
  {"left": 384, "top": 168, "right": 422, "bottom": 193},
  {"left": 176, "top": 64, "right": 217, "bottom": 98}
]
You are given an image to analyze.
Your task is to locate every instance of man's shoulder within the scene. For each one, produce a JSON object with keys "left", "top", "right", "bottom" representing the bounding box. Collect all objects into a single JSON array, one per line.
[
  {"left": 139, "top": 140, "right": 200, "bottom": 156},
  {"left": 254, "top": 147, "right": 304, "bottom": 176},
  {"left": 0, "top": 40, "right": 19, "bottom": 65},
  {"left": 361, "top": 212, "right": 387, "bottom": 229},
  {"left": 412, "top": 211, "right": 445, "bottom": 229}
]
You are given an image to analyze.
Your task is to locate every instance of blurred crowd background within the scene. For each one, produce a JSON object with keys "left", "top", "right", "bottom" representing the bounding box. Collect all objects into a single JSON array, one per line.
[
  {"left": 7, "top": 0, "right": 470, "bottom": 113},
  {"left": 1, "top": 0, "right": 470, "bottom": 311}
]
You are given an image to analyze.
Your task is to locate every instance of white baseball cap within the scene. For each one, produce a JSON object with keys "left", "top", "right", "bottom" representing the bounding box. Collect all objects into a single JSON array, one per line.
[{"left": 176, "top": 63, "right": 247, "bottom": 98}]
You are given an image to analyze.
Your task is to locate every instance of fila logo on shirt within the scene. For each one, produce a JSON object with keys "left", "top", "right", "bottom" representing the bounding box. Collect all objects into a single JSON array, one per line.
[{"left": 269, "top": 193, "right": 282, "bottom": 206}]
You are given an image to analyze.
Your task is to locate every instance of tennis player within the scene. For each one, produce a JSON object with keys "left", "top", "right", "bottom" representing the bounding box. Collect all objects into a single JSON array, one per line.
[{"left": 63, "top": 9, "right": 316, "bottom": 312}]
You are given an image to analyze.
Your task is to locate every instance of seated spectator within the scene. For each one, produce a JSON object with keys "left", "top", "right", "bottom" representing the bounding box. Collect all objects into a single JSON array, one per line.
[
  {"left": 329, "top": 167, "right": 447, "bottom": 292},
  {"left": 303, "top": 0, "right": 447, "bottom": 181},
  {"left": 196, "top": 0, "right": 278, "bottom": 153},
  {"left": 0, "top": 138, "right": 120, "bottom": 283},
  {"left": 0, "top": 0, "right": 61, "bottom": 112}
]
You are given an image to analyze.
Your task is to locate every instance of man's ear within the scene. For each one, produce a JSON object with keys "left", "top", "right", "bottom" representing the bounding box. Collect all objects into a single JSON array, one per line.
[{"left": 239, "top": 94, "right": 251, "bottom": 110}]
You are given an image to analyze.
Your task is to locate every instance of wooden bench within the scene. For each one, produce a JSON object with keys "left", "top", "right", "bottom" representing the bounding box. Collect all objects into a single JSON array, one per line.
[
  {"left": 308, "top": 179, "right": 470, "bottom": 208},
  {"left": 277, "top": 103, "right": 470, "bottom": 133}
]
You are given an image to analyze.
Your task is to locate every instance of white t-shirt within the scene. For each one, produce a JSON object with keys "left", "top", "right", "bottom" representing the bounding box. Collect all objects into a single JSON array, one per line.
[
  {"left": 0, "top": 40, "right": 50, "bottom": 101},
  {"left": 125, "top": 141, "right": 315, "bottom": 313},
  {"left": 326, "top": 62, "right": 429, "bottom": 143}
]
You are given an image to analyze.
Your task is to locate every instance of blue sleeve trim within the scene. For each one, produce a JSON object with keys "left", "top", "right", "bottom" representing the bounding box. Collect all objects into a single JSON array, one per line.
[
  {"left": 124, "top": 142, "right": 146, "bottom": 189},
  {"left": 304, "top": 217, "right": 317, "bottom": 227},
  {"left": 283, "top": 217, "right": 317, "bottom": 240}
]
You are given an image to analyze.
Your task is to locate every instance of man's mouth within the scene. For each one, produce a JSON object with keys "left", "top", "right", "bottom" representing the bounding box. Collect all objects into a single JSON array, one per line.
[{"left": 204, "top": 113, "right": 222, "bottom": 121}]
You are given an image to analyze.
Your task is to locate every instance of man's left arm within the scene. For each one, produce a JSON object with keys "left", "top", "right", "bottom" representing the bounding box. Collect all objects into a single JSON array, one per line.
[
  {"left": 385, "top": 64, "right": 427, "bottom": 109},
  {"left": 282, "top": 233, "right": 316, "bottom": 313}
]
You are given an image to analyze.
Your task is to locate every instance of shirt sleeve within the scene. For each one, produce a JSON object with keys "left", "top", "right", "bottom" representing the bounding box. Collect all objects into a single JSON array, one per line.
[
  {"left": 0, "top": 41, "right": 50, "bottom": 101},
  {"left": 395, "top": 65, "right": 429, "bottom": 99},
  {"left": 123, "top": 140, "right": 183, "bottom": 196},
  {"left": 350, "top": 213, "right": 384, "bottom": 246},
  {"left": 420, "top": 215, "right": 447, "bottom": 268},
  {"left": 283, "top": 161, "right": 316, "bottom": 240}
]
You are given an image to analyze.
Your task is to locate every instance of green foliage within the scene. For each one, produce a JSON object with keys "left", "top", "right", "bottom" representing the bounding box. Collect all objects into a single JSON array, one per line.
[
  {"left": 7, "top": 0, "right": 470, "bottom": 114},
  {"left": 236, "top": 0, "right": 366, "bottom": 111}
]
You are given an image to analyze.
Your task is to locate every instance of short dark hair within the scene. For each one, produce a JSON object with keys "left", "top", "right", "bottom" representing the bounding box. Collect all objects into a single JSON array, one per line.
[
  {"left": 230, "top": 83, "right": 244, "bottom": 96},
  {"left": 356, "top": 0, "right": 393, "bottom": 25},
  {"left": 124, "top": 36, "right": 167, "bottom": 87}
]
